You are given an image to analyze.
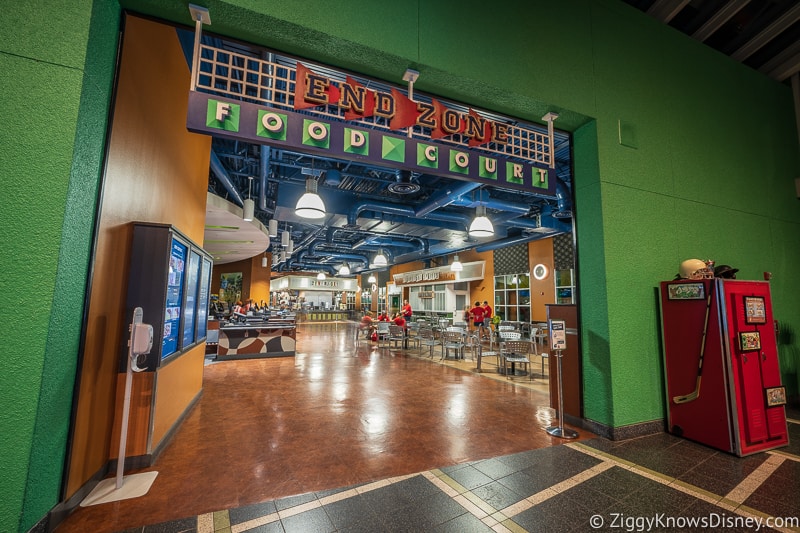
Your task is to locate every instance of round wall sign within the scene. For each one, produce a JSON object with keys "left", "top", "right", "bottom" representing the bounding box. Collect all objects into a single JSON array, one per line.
[{"left": 533, "top": 263, "right": 549, "bottom": 280}]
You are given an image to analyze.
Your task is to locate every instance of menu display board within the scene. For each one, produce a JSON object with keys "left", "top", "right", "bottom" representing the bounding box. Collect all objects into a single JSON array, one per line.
[
  {"left": 182, "top": 251, "right": 201, "bottom": 348},
  {"left": 196, "top": 257, "right": 212, "bottom": 339},
  {"left": 124, "top": 223, "right": 214, "bottom": 372},
  {"left": 163, "top": 238, "right": 187, "bottom": 358}
]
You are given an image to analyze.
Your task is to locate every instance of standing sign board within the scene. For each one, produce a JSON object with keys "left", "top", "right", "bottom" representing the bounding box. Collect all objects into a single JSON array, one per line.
[{"left": 549, "top": 320, "right": 566, "bottom": 350}]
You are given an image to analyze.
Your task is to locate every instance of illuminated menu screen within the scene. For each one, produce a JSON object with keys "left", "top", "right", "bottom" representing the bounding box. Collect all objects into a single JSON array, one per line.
[
  {"left": 181, "top": 251, "right": 201, "bottom": 348},
  {"left": 163, "top": 238, "right": 187, "bottom": 358},
  {"left": 196, "top": 257, "right": 212, "bottom": 339}
]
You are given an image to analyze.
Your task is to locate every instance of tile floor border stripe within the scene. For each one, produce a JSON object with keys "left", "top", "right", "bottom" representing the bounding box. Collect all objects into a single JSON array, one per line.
[
  {"left": 568, "top": 440, "right": 798, "bottom": 531},
  {"left": 768, "top": 448, "right": 800, "bottom": 462},
  {"left": 230, "top": 512, "right": 280, "bottom": 533},
  {"left": 725, "top": 454, "right": 786, "bottom": 504}
]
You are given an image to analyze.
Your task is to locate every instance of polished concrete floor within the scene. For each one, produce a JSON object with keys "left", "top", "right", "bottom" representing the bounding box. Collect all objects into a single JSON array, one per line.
[{"left": 56, "top": 322, "right": 800, "bottom": 532}]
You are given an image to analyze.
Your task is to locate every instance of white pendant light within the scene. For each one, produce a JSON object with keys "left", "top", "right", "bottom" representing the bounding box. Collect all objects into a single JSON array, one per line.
[
  {"left": 268, "top": 219, "right": 278, "bottom": 237},
  {"left": 242, "top": 177, "right": 255, "bottom": 221},
  {"left": 339, "top": 263, "right": 351, "bottom": 276},
  {"left": 281, "top": 229, "right": 290, "bottom": 247},
  {"left": 372, "top": 249, "right": 388, "bottom": 267},
  {"left": 295, "top": 178, "right": 326, "bottom": 219},
  {"left": 261, "top": 253, "right": 268, "bottom": 268},
  {"left": 450, "top": 255, "right": 463, "bottom": 272},
  {"left": 287, "top": 239, "right": 294, "bottom": 254},
  {"left": 317, "top": 272, "right": 326, "bottom": 280},
  {"left": 469, "top": 204, "right": 494, "bottom": 237},
  {"left": 242, "top": 198, "right": 255, "bottom": 221},
  {"left": 367, "top": 274, "right": 377, "bottom": 284}
]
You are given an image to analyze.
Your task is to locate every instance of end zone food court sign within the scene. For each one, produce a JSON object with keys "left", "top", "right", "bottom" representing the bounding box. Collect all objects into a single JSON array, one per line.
[{"left": 186, "top": 51, "right": 555, "bottom": 196}]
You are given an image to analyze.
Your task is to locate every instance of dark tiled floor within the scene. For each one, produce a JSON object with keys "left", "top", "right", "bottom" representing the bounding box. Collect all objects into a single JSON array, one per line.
[{"left": 57, "top": 324, "right": 800, "bottom": 533}]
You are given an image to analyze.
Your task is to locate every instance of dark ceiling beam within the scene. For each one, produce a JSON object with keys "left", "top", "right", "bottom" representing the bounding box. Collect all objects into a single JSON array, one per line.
[
  {"left": 731, "top": 3, "right": 800, "bottom": 62},
  {"left": 646, "top": 0, "right": 691, "bottom": 23},
  {"left": 760, "top": 39, "right": 800, "bottom": 82},
  {"left": 692, "top": 0, "right": 751, "bottom": 42}
]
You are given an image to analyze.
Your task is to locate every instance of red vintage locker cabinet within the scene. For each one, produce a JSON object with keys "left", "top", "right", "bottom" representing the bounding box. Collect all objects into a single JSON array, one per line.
[{"left": 660, "top": 279, "right": 788, "bottom": 456}]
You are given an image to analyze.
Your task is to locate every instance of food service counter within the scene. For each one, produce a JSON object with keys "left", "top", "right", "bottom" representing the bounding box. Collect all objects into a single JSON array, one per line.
[{"left": 217, "top": 323, "right": 296, "bottom": 360}]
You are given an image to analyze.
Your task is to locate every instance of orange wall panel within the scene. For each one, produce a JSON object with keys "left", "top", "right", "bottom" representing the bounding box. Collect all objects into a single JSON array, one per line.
[
  {"left": 66, "top": 15, "right": 211, "bottom": 497},
  {"left": 152, "top": 346, "right": 205, "bottom": 446},
  {"left": 529, "top": 239, "right": 555, "bottom": 322}
]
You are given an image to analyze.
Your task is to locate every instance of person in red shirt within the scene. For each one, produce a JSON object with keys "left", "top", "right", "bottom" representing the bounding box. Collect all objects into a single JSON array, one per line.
[
  {"left": 469, "top": 302, "right": 485, "bottom": 333},
  {"left": 393, "top": 312, "right": 409, "bottom": 348},
  {"left": 360, "top": 311, "right": 375, "bottom": 339},
  {"left": 402, "top": 299, "right": 412, "bottom": 320},
  {"left": 377, "top": 311, "right": 390, "bottom": 321},
  {"left": 482, "top": 300, "right": 493, "bottom": 340}
]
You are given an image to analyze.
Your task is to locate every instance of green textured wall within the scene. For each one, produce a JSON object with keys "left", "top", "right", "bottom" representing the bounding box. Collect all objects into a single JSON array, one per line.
[
  {"left": 3, "top": 0, "right": 798, "bottom": 530},
  {"left": 0, "top": 1, "right": 120, "bottom": 532}
]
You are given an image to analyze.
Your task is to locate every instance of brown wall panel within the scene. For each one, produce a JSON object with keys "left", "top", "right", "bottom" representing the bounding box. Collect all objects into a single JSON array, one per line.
[
  {"left": 66, "top": 15, "right": 211, "bottom": 497},
  {"left": 109, "top": 373, "right": 155, "bottom": 458}
]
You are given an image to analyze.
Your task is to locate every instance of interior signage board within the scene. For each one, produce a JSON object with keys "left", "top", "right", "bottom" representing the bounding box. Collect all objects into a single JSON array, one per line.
[{"left": 186, "top": 91, "right": 554, "bottom": 197}]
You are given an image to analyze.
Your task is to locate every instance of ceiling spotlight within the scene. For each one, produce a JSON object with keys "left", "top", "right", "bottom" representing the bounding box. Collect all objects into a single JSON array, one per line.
[
  {"left": 450, "top": 255, "right": 463, "bottom": 272},
  {"left": 372, "top": 249, "right": 388, "bottom": 267},
  {"left": 317, "top": 272, "right": 326, "bottom": 280},
  {"left": 339, "top": 263, "right": 351, "bottom": 276},
  {"left": 295, "top": 177, "right": 326, "bottom": 219},
  {"left": 469, "top": 204, "right": 494, "bottom": 237}
]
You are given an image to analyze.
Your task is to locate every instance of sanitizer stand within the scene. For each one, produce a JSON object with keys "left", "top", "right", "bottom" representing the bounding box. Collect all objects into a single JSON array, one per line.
[
  {"left": 81, "top": 308, "right": 158, "bottom": 506},
  {"left": 544, "top": 320, "right": 579, "bottom": 439}
]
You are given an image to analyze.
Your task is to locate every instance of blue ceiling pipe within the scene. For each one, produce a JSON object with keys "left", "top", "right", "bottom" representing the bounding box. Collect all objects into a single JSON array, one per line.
[
  {"left": 308, "top": 241, "right": 370, "bottom": 265},
  {"left": 414, "top": 181, "right": 481, "bottom": 217},
  {"left": 210, "top": 150, "right": 244, "bottom": 206},
  {"left": 354, "top": 235, "right": 430, "bottom": 253},
  {"left": 259, "top": 145, "right": 271, "bottom": 212},
  {"left": 553, "top": 177, "right": 572, "bottom": 218},
  {"left": 347, "top": 201, "right": 471, "bottom": 228},
  {"left": 449, "top": 192, "right": 531, "bottom": 215},
  {"left": 474, "top": 230, "right": 564, "bottom": 253},
  {"left": 283, "top": 261, "right": 338, "bottom": 275}
]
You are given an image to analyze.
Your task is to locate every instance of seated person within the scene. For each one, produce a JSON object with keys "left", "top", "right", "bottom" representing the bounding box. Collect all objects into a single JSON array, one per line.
[
  {"left": 377, "top": 311, "right": 390, "bottom": 321},
  {"left": 360, "top": 312, "right": 375, "bottom": 337},
  {"left": 393, "top": 312, "right": 409, "bottom": 348}
]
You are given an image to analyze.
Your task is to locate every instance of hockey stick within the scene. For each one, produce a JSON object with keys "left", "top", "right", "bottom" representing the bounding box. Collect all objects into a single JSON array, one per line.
[{"left": 673, "top": 282, "right": 713, "bottom": 404}]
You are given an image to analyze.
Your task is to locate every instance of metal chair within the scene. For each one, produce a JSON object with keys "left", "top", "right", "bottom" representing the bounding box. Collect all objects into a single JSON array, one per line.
[
  {"left": 376, "top": 321, "right": 390, "bottom": 347},
  {"left": 501, "top": 340, "right": 531, "bottom": 379},
  {"left": 529, "top": 328, "right": 549, "bottom": 377},
  {"left": 497, "top": 330, "right": 521, "bottom": 372},
  {"left": 441, "top": 330, "right": 466, "bottom": 360},
  {"left": 417, "top": 327, "right": 440, "bottom": 358},
  {"left": 534, "top": 326, "right": 549, "bottom": 349},
  {"left": 405, "top": 322, "right": 421, "bottom": 350},
  {"left": 387, "top": 324, "right": 406, "bottom": 349}
]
